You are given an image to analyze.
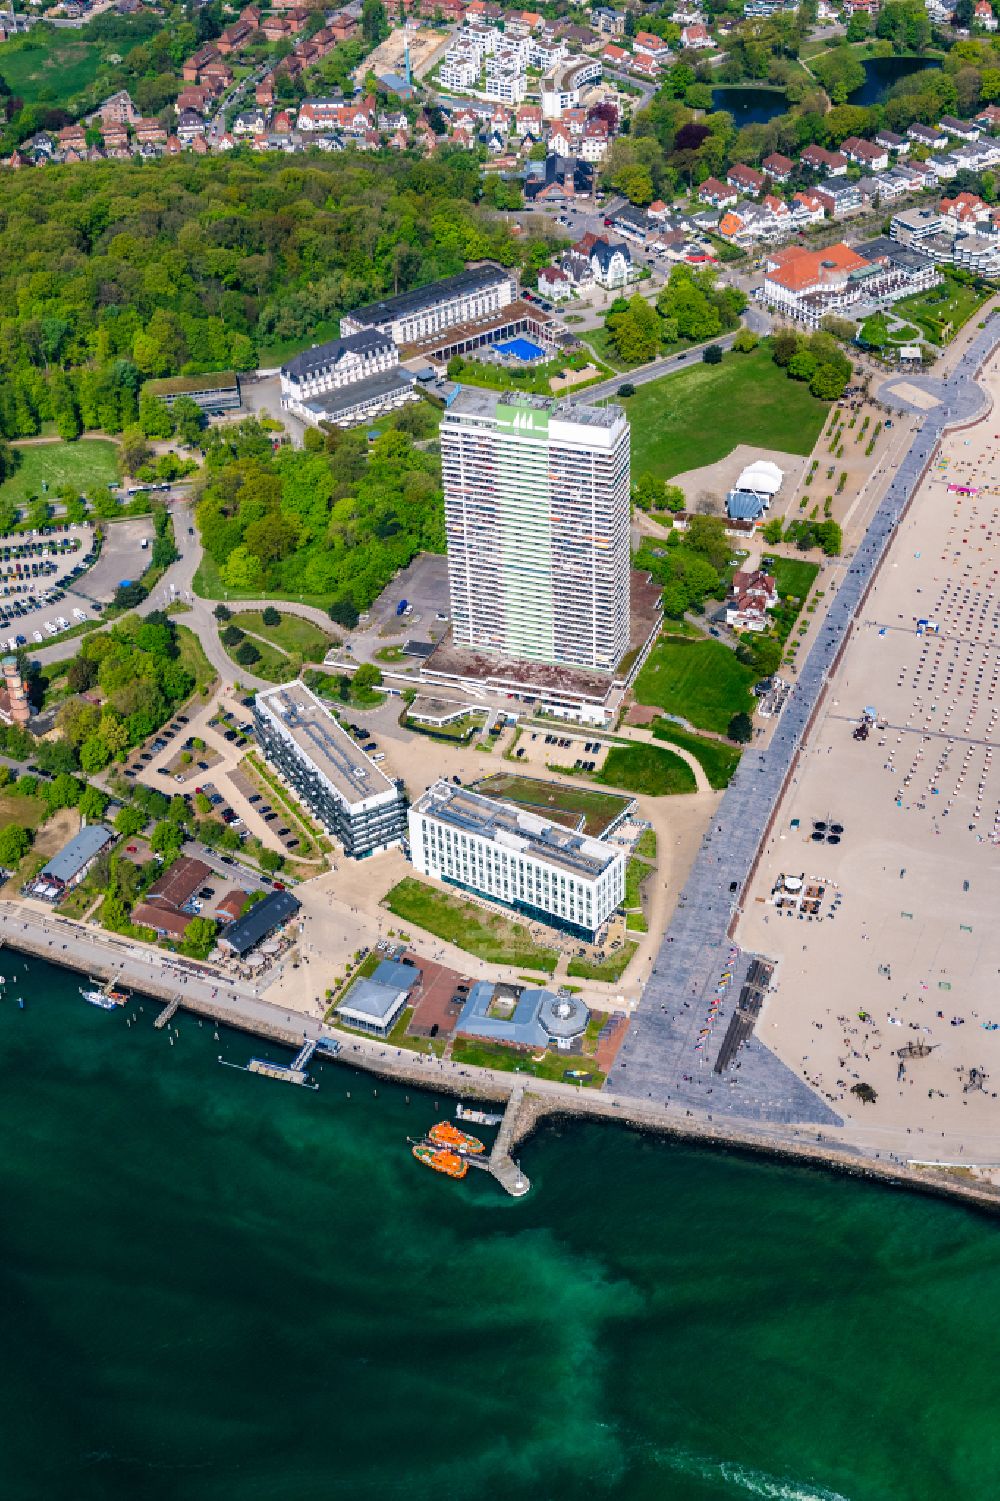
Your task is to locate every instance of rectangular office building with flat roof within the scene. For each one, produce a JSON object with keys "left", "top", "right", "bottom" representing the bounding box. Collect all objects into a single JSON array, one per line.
[
  {"left": 253, "top": 684, "right": 407, "bottom": 859},
  {"left": 409, "top": 779, "right": 625, "bottom": 940},
  {"left": 441, "top": 389, "right": 631, "bottom": 673}
]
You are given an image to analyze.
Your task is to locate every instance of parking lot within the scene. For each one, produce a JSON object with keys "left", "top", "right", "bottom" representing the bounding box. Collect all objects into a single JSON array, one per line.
[
  {"left": 509, "top": 727, "right": 609, "bottom": 777},
  {"left": 0, "top": 523, "right": 100, "bottom": 649},
  {"left": 73, "top": 516, "right": 155, "bottom": 605},
  {"left": 366, "top": 552, "right": 450, "bottom": 631}
]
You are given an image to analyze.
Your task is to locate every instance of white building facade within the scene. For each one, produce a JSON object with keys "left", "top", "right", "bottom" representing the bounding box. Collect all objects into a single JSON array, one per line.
[
  {"left": 442, "top": 389, "right": 631, "bottom": 672},
  {"left": 409, "top": 780, "right": 626, "bottom": 940},
  {"left": 341, "top": 264, "right": 515, "bottom": 345}
]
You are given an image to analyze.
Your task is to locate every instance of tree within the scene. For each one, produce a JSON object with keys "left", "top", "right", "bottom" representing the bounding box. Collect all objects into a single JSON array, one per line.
[
  {"left": 79, "top": 736, "right": 112, "bottom": 774},
  {"left": 194, "top": 792, "right": 212, "bottom": 816},
  {"left": 684, "top": 514, "right": 730, "bottom": 572},
  {"left": 851, "top": 1081, "right": 878, "bottom": 1105},
  {"left": 78, "top": 784, "right": 109, "bottom": 821},
  {"left": 115, "top": 804, "right": 146, "bottom": 838},
  {"left": 353, "top": 661, "right": 383, "bottom": 692},
  {"left": 214, "top": 603, "right": 232, "bottom": 622},
  {"left": 0, "top": 823, "right": 31, "bottom": 868},
  {"left": 328, "top": 598, "right": 359, "bottom": 629},
  {"left": 43, "top": 772, "right": 81, "bottom": 814},
  {"left": 732, "top": 328, "right": 759, "bottom": 354},
  {"left": 761, "top": 518, "right": 783, "bottom": 545},
  {"left": 150, "top": 819, "right": 184, "bottom": 861},
  {"left": 171, "top": 396, "right": 205, "bottom": 447},
  {"left": 702, "top": 343, "right": 724, "bottom": 365},
  {"left": 810, "top": 363, "right": 849, "bottom": 401},
  {"left": 181, "top": 915, "right": 218, "bottom": 959},
  {"left": 771, "top": 329, "right": 800, "bottom": 367},
  {"left": 119, "top": 427, "right": 152, "bottom": 477},
  {"left": 262, "top": 606, "right": 281, "bottom": 627},
  {"left": 235, "top": 640, "right": 260, "bottom": 666},
  {"left": 361, "top": 0, "right": 388, "bottom": 45},
  {"left": 728, "top": 712, "right": 753, "bottom": 744},
  {"left": 138, "top": 392, "right": 174, "bottom": 440},
  {"left": 259, "top": 847, "right": 283, "bottom": 872}
]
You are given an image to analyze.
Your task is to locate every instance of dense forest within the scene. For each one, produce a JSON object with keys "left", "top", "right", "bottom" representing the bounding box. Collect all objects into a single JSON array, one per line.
[
  {"left": 0, "top": 152, "right": 554, "bottom": 440},
  {"left": 195, "top": 408, "right": 445, "bottom": 614}
]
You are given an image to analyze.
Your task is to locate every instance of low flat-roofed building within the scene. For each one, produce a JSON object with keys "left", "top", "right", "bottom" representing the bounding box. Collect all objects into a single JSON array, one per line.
[
  {"left": 217, "top": 888, "right": 301, "bottom": 956},
  {"left": 253, "top": 682, "right": 407, "bottom": 858},
  {"left": 143, "top": 371, "right": 241, "bottom": 411},
  {"left": 456, "top": 979, "right": 590, "bottom": 1050},
  {"left": 336, "top": 957, "right": 419, "bottom": 1036},
  {"left": 409, "top": 778, "right": 625, "bottom": 940},
  {"left": 27, "top": 823, "right": 114, "bottom": 898}
]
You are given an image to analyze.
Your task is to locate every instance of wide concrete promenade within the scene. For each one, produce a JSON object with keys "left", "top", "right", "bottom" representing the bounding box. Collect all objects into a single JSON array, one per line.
[{"left": 607, "top": 318, "right": 1000, "bottom": 1117}]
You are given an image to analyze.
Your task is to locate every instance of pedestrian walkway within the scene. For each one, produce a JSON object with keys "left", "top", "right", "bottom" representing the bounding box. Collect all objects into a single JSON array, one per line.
[{"left": 607, "top": 317, "right": 1000, "bottom": 1120}]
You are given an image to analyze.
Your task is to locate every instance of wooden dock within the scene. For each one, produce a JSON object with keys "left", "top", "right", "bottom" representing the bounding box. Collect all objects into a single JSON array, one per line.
[
  {"left": 154, "top": 998, "right": 181, "bottom": 1030},
  {"left": 247, "top": 1057, "right": 317, "bottom": 1088},
  {"left": 488, "top": 1082, "right": 531, "bottom": 1197}
]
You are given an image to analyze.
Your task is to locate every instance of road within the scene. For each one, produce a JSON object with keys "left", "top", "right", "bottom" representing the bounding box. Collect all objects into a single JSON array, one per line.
[{"left": 583, "top": 304, "right": 772, "bottom": 402}]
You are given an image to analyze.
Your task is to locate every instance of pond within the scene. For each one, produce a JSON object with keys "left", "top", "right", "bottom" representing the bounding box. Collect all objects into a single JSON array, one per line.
[
  {"left": 710, "top": 86, "right": 789, "bottom": 125},
  {"left": 848, "top": 54, "right": 941, "bottom": 107}
]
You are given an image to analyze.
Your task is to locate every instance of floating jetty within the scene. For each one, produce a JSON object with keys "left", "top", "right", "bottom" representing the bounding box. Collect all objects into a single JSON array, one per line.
[
  {"left": 219, "top": 1036, "right": 331, "bottom": 1090},
  {"left": 456, "top": 1104, "right": 504, "bottom": 1127}
]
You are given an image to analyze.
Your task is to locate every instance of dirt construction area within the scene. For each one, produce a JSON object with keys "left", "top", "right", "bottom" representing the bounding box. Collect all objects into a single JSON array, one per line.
[{"left": 737, "top": 357, "right": 1000, "bottom": 1162}]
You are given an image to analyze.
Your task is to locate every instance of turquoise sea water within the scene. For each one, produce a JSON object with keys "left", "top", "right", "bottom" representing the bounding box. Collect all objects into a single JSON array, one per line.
[{"left": 3, "top": 956, "right": 1000, "bottom": 1501}]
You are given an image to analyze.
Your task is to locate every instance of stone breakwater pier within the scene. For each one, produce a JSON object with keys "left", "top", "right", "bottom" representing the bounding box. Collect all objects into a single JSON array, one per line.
[{"left": 6, "top": 905, "right": 1000, "bottom": 1214}]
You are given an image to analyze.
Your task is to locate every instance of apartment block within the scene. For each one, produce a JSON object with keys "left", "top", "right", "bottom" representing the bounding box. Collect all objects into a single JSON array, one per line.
[
  {"left": 441, "top": 388, "right": 630, "bottom": 672},
  {"left": 253, "top": 684, "right": 407, "bottom": 858}
]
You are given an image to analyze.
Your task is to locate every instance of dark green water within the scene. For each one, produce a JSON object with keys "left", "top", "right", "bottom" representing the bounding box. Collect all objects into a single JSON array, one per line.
[{"left": 3, "top": 957, "right": 1000, "bottom": 1501}]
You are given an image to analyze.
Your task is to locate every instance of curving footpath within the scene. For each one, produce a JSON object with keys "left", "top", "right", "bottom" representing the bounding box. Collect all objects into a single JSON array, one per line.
[{"left": 606, "top": 318, "right": 1000, "bottom": 1122}]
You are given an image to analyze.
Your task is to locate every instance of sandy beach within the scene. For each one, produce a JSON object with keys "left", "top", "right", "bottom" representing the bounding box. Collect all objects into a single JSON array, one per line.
[{"left": 738, "top": 357, "right": 1000, "bottom": 1164}]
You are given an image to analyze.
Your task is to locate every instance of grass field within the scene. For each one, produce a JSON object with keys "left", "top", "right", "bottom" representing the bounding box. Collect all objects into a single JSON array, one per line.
[
  {"left": 893, "top": 280, "right": 991, "bottom": 345},
  {"left": 0, "top": 440, "right": 119, "bottom": 507},
  {"left": 384, "top": 877, "right": 559, "bottom": 973},
  {"left": 474, "top": 772, "right": 631, "bottom": 836},
  {"left": 634, "top": 636, "right": 756, "bottom": 735},
  {"left": 767, "top": 557, "right": 820, "bottom": 602},
  {"left": 450, "top": 1036, "right": 605, "bottom": 1087},
  {"left": 596, "top": 743, "right": 696, "bottom": 796},
  {"left": 567, "top": 943, "right": 638, "bottom": 982},
  {"left": 231, "top": 611, "right": 334, "bottom": 661},
  {"left": 0, "top": 28, "right": 105, "bottom": 104},
  {"left": 175, "top": 626, "right": 218, "bottom": 696},
  {"left": 624, "top": 857, "right": 651, "bottom": 932},
  {"left": 255, "top": 319, "right": 342, "bottom": 369},
  {"left": 193, "top": 551, "right": 333, "bottom": 610},
  {"left": 622, "top": 347, "right": 830, "bottom": 480},
  {"left": 650, "top": 719, "right": 742, "bottom": 790}
]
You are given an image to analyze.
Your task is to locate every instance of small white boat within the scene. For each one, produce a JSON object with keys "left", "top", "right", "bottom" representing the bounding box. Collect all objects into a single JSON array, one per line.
[
  {"left": 80, "top": 987, "right": 120, "bottom": 1011},
  {"left": 80, "top": 974, "right": 129, "bottom": 1011}
]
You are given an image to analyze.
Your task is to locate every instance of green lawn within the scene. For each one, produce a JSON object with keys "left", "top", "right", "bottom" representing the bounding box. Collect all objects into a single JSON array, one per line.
[
  {"left": 255, "top": 319, "right": 342, "bottom": 369},
  {"left": 634, "top": 637, "right": 756, "bottom": 735},
  {"left": 175, "top": 626, "right": 218, "bottom": 696},
  {"left": 624, "top": 856, "right": 651, "bottom": 932},
  {"left": 450, "top": 1036, "right": 605, "bottom": 1087},
  {"left": 767, "top": 557, "right": 820, "bottom": 602},
  {"left": 596, "top": 743, "right": 696, "bottom": 796},
  {"left": 193, "top": 550, "right": 333, "bottom": 610},
  {"left": 650, "top": 719, "right": 742, "bottom": 790},
  {"left": 384, "top": 877, "right": 559, "bottom": 973},
  {"left": 622, "top": 347, "right": 830, "bottom": 480},
  {"left": 634, "top": 828, "right": 657, "bottom": 859},
  {"left": 231, "top": 611, "right": 334, "bottom": 661},
  {"left": 893, "top": 280, "right": 991, "bottom": 346},
  {"left": 473, "top": 772, "right": 631, "bottom": 836},
  {"left": 225, "top": 635, "right": 297, "bottom": 683},
  {"left": 567, "top": 943, "right": 638, "bottom": 983},
  {"left": 0, "top": 27, "right": 105, "bottom": 104},
  {"left": 304, "top": 667, "right": 385, "bottom": 709},
  {"left": 405, "top": 711, "right": 485, "bottom": 743},
  {"left": 0, "top": 440, "right": 119, "bottom": 507}
]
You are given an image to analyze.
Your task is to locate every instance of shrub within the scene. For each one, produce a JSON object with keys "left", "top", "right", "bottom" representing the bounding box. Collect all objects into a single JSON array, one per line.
[
  {"left": 262, "top": 606, "right": 281, "bottom": 627},
  {"left": 617, "top": 382, "right": 635, "bottom": 397}
]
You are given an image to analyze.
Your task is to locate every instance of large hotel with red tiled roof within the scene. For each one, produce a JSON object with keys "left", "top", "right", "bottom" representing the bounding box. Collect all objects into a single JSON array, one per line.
[{"left": 760, "top": 240, "right": 937, "bottom": 326}]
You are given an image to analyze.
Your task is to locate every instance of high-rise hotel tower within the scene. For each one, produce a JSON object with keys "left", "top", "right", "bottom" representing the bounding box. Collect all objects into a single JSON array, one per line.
[{"left": 441, "top": 390, "right": 630, "bottom": 673}]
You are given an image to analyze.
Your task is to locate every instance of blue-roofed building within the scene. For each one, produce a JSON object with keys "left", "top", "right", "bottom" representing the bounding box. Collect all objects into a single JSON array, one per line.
[
  {"left": 455, "top": 980, "right": 590, "bottom": 1051},
  {"left": 337, "top": 957, "right": 420, "bottom": 1036},
  {"left": 726, "top": 492, "right": 768, "bottom": 521},
  {"left": 27, "top": 823, "right": 114, "bottom": 900}
]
